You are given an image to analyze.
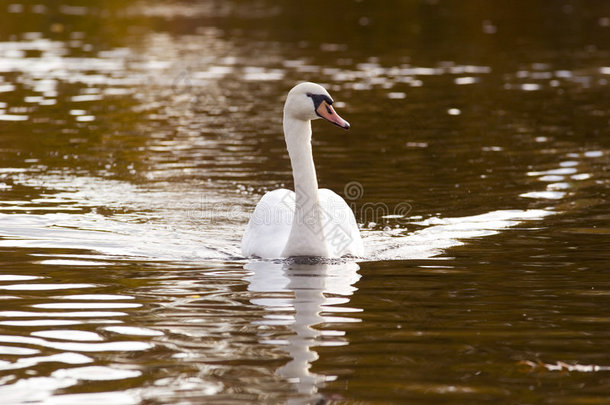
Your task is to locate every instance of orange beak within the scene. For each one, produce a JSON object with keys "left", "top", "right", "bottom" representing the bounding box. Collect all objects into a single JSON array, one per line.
[{"left": 316, "top": 101, "right": 350, "bottom": 129}]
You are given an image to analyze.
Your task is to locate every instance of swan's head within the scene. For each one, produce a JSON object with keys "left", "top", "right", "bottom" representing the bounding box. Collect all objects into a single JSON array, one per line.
[{"left": 284, "top": 82, "right": 350, "bottom": 129}]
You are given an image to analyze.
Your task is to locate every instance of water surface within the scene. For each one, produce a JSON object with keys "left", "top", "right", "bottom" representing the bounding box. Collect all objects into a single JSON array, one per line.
[{"left": 1, "top": 1, "right": 610, "bottom": 404}]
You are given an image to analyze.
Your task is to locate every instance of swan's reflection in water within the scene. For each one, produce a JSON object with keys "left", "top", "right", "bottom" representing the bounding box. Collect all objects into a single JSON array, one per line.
[{"left": 245, "top": 259, "right": 361, "bottom": 398}]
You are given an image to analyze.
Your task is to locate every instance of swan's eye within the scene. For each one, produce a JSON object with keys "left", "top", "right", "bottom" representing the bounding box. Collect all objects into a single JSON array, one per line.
[{"left": 307, "top": 93, "right": 333, "bottom": 110}]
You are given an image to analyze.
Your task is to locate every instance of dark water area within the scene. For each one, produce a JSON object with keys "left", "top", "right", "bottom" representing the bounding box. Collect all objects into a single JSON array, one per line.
[{"left": 1, "top": 1, "right": 610, "bottom": 403}]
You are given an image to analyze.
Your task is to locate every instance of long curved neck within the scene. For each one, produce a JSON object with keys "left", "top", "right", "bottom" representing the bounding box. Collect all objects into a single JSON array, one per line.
[
  {"left": 282, "top": 116, "right": 328, "bottom": 257},
  {"left": 284, "top": 118, "right": 318, "bottom": 199}
]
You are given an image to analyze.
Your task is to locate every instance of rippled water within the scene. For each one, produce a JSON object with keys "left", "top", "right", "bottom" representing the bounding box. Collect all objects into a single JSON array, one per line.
[{"left": 1, "top": 1, "right": 610, "bottom": 404}]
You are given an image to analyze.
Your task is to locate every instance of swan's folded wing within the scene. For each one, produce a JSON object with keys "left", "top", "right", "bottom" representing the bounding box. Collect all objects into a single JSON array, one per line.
[
  {"left": 241, "top": 189, "right": 294, "bottom": 258},
  {"left": 318, "top": 188, "right": 364, "bottom": 257}
]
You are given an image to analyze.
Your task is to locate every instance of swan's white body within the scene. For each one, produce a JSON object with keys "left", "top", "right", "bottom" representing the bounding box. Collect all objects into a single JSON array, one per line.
[{"left": 241, "top": 82, "right": 364, "bottom": 259}]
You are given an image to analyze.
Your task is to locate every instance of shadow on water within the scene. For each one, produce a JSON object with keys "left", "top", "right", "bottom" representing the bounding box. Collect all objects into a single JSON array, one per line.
[{"left": 246, "top": 259, "right": 361, "bottom": 401}]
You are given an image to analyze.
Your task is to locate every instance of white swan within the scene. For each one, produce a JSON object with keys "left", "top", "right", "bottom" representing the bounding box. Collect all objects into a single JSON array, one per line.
[{"left": 241, "top": 82, "right": 364, "bottom": 259}]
